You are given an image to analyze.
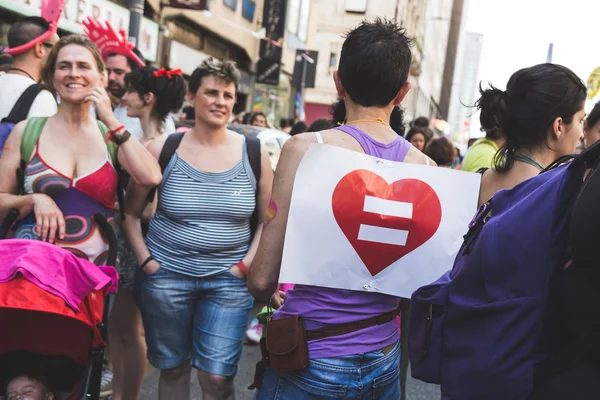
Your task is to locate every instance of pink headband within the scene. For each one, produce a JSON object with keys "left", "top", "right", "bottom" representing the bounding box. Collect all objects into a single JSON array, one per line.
[
  {"left": 3, "top": 0, "right": 64, "bottom": 56},
  {"left": 83, "top": 18, "right": 146, "bottom": 68}
]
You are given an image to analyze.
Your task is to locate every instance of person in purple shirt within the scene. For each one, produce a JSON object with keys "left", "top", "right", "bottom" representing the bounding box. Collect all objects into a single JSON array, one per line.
[{"left": 248, "top": 18, "right": 434, "bottom": 399}]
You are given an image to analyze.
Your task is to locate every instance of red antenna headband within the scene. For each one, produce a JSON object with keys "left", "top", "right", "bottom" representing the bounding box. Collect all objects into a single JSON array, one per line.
[
  {"left": 83, "top": 18, "right": 146, "bottom": 68},
  {"left": 4, "top": 0, "right": 64, "bottom": 56}
]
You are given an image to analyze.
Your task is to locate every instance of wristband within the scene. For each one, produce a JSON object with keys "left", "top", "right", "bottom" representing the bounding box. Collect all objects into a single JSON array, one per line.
[
  {"left": 139, "top": 255, "right": 155, "bottom": 270},
  {"left": 111, "top": 129, "right": 131, "bottom": 145},
  {"left": 105, "top": 125, "right": 124, "bottom": 143},
  {"left": 236, "top": 260, "right": 249, "bottom": 276}
]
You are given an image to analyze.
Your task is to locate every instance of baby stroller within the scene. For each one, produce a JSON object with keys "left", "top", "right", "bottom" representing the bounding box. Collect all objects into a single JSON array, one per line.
[{"left": 0, "top": 209, "right": 118, "bottom": 400}]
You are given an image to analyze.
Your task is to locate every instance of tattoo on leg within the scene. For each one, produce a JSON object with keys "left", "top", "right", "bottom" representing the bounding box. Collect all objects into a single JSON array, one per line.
[{"left": 263, "top": 199, "right": 278, "bottom": 228}]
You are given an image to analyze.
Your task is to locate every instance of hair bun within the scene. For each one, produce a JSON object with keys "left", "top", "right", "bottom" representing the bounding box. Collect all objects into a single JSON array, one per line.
[{"left": 476, "top": 83, "right": 507, "bottom": 132}]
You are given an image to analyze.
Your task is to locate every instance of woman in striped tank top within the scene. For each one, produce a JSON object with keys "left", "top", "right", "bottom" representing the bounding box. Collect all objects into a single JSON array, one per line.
[{"left": 124, "top": 58, "right": 273, "bottom": 400}]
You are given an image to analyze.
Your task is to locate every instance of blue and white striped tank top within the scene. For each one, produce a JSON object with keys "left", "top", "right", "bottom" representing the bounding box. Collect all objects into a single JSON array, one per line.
[{"left": 146, "top": 137, "right": 257, "bottom": 277}]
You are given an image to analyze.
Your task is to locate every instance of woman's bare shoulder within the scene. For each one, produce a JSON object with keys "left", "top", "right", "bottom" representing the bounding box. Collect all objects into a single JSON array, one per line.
[{"left": 404, "top": 146, "right": 437, "bottom": 166}]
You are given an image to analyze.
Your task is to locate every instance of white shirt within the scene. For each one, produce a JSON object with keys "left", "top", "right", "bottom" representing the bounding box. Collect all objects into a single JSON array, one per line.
[
  {"left": 0, "top": 74, "right": 57, "bottom": 121},
  {"left": 113, "top": 105, "right": 176, "bottom": 141}
]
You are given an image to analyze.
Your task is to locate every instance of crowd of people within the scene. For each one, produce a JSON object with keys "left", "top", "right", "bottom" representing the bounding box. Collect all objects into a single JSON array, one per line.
[{"left": 1, "top": 9, "right": 600, "bottom": 400}]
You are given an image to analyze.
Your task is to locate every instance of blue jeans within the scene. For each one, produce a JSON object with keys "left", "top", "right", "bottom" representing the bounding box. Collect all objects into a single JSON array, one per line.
[
  {"left": 255, "top": 341, "right": 401, "bottom": 399},
  {"left": 134, "top": 267, "right": 253, "bottom": 376}
]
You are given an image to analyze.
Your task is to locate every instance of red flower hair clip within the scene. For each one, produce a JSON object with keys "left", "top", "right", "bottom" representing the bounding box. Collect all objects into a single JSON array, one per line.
[
  {"left": 153, "top": 68, "right": 183, "bottom": 80},
  {"left": 83, "top": 18, "right": 146, "bottom": 68}
]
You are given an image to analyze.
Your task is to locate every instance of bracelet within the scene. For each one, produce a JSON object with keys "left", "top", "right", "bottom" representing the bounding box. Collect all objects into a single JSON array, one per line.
[
  {"left": 236, "top": 260, "right": 249, "bottom": 276},
  {"left": 105, "top": 125, "right": 124, "bottom": 143},
  {"left": 139, "top": 255, "right": 155, "bottom": 270},
  {"left": 111, "top": 129, "right": 131, "bottom": 146}
]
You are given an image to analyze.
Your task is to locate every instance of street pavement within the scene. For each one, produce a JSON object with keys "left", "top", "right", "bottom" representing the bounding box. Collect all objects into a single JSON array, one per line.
[{"left": 139, "top": 344, "right": 440, "bottom": 399}]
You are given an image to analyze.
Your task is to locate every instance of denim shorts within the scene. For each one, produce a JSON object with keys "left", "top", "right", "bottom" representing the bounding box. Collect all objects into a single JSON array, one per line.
[
  {"left": 134, "top": 266, "right": 253, "bottom": 376},
  {"left": 255, "top": 341, "right": 400, "bottom": 399}
]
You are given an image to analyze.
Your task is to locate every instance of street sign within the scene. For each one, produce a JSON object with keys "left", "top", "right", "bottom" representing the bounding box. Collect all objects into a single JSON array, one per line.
[
  {"left": 256, "top": 58, "right": 280, "bottom": 86},
  {"left": 292, "top": 50, "right": 318, "bottom": 89}
]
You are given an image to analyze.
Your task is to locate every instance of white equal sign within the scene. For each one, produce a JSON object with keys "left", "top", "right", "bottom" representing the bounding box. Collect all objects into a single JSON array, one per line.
[{"left": 358, "top": 196, "right": 412, "bottom": 246}]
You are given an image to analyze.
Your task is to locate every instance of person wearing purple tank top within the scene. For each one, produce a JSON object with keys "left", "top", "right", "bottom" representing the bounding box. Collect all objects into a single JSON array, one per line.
[{"left": 248, "top": 18, "right": 434, "bottom": 400}]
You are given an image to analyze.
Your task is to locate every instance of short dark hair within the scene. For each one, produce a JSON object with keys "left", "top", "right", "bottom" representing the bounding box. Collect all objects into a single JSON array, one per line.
[
  {"left": 189, "top": 57, "right": 240, "bottom": 96},
  {"left": 586, "top": 102, "right": 600, "bottom": 132},
  {"left": 476, "top": 63, "right": 586, "bottom": 172},
  {"left": 405, "top": 126, "right": 433, "bottom": 143},
  {"left": 125, "top": 66, "right": 187, "bottom": 123},
  {"left": 330, "top": 98, "right": 346, "bottom": 125},
  {"left": 107, "top": 47, "right": 144, "bottom": 71},
  {"left": 338, "top": 18, "right": 413, "bottom": 107},
  {"left": 290, "top": 121, "right": 308, "bottom": 136},
  {"left": 7, "top": 17, "right": 50, "bottom": 50},
  {"left": 390, "top": 106, "right": 406, "bottom": 136},
  {"left": 426, "top": 137, "right": 457, "bottom": 166},
  {"left": 413, "top": 116, "right": 430, "bottom": 128},
  {"left": 250, "top": 112, "right": 266, "bottom": 125},
  {"left": 308, "top": 118, "right": 335, "bottom": 132}
]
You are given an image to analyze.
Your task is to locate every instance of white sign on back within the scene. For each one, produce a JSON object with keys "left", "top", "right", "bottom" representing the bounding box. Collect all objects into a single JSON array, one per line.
[{"left": 279, "top": 144, "right": 481, "bottom": 298}]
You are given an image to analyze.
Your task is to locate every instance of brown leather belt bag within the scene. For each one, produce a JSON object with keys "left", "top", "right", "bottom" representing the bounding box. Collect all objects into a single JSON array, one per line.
[{"left": 249, "top": 306, "right": 400, "bottom": 389}]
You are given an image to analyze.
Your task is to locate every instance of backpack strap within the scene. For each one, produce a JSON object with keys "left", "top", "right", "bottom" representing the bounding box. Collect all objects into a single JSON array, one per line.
[
  {"left": 1, "top": 84, "right": 47, "bottom": 125},
  {"left": 159, "top": 132, "right": 185, "bottom": 173},
  {"left": 97, "top": 121, "right": 119, "bottom": 167},
  {"left": 246, "top": 135, "right": 262, "bottom": 240},
  {"left": 20, "top": 117, "right": 47, "bottom": 165},
  {"left": 145, "top": 132, "right": 185, "bottom": 203}
]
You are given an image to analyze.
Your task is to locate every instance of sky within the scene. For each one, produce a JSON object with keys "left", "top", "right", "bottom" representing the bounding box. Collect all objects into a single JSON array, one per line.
[{"left": 463, "top": 0, "right": 600, "bottom": 136}]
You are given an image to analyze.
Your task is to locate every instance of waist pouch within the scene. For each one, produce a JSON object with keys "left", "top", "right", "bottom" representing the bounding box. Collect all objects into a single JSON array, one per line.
[{"left": 249, "top": 307, "right": 400, "bottom": 390}]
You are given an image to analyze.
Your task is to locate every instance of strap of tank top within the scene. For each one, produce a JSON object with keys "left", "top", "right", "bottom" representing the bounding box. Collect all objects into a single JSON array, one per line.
[
  {"left": 314, "top": 131, "right": 323, "bottom": 144},
  {"left": 425, "top": 155, "right": 430, "bottom": 166}
]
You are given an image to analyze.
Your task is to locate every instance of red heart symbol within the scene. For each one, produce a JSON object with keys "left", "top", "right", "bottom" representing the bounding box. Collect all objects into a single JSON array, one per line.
[{"left": 332, "top": 170, "right": 442, "bottom": 276}]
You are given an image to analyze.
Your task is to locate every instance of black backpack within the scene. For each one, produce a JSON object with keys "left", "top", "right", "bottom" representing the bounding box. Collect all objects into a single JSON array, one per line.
[
  {"left": 149, "top": 132, "right": 262, "bottom": 238},
  {"left": 533, "top": 153, "right": 600, "bottom": 399},
  {"left": 0, "top": 84, "right": 47, "bottom": 158}
]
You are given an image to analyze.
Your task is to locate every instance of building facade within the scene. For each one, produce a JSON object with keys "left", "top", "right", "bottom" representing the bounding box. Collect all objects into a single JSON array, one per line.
[
  {"left": 160, "top": 0, "right": 263, "bottom": 113},
  {"left": 447, "top": 31, "right": 483, "bottom": 143},
  {"left": 0, "top": 0, "right": 160, "bottom": 63},
  {"left": 294, "top": 0, "right": 456, "bottom": 125}
]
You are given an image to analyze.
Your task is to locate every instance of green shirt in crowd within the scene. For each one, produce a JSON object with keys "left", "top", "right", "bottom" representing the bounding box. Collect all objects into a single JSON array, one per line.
[{"left": 461, "top": 137, "right": 499, "bottom": 173}]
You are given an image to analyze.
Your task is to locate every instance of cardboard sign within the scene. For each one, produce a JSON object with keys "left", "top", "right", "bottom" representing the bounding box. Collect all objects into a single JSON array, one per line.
[{"left": 280, "top": 144, "right": 481, "bottom": 298}]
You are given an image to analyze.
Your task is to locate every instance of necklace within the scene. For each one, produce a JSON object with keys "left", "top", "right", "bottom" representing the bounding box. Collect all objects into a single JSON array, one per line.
[
  {"left": 513, "top": 151, "right": 544, "bottom": 171},
  {"left": 7, "top": 67, "right": 36, "bottom": 81},
  {"left": 346, "top": 117, "right": 389, "bottom": 126}
]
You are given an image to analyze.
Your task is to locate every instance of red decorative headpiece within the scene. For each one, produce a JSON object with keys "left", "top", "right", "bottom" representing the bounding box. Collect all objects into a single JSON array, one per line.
[
  {"left": 83, "top": 18, "right": 146, "bottom": 68},
  {"left": 153, "top": 68, "right": 182, "bottom": 80},
  {"left": 4, "top": 0, "right": 64, "bottom": 56}
]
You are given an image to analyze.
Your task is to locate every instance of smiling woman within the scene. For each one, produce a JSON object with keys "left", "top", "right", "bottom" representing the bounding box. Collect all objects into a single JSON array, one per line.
[{"left": 0, "top": 33, "right": 161, "bottom": 264}]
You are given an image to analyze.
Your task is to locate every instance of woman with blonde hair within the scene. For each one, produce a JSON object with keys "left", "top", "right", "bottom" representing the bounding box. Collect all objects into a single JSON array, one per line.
[{"left": 0, "top": 34, "right": 160, "bottom": 264}]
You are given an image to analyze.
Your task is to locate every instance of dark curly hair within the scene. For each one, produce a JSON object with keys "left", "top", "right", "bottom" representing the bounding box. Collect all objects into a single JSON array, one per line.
[
  {"left": 125, "top": 67, "right": 187, "bottom": 124},
  {"left": 425, "top": 137, "right": 457, "bottom": 167}
]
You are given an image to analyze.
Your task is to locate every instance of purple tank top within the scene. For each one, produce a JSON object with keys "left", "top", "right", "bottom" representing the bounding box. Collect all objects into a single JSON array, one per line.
[{"left": 274, "top": 125, "right": 413, "bottom": 359}]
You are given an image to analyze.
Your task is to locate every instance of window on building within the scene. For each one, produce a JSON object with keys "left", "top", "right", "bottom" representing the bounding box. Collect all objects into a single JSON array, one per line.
[
  {"left": 288, "top": 0, "right": 300, "bottom": 35},
  {"left": 224, "top": 0, "right": 238, "bottom": 10},
  {"left": 242, "top": 0, "right": 256, "bottom": 21},
  {"left": 297, "top": 0, "right": 310, "bottom": 42},
  {"left": 345, "top": 0, "right": 368, "bottom": 13},
  {"left": 329, "top": 51, "right": 337, "bottom": 74}
]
